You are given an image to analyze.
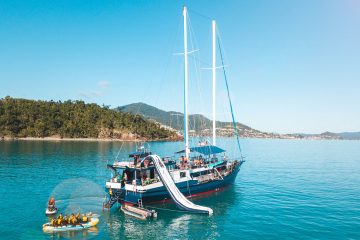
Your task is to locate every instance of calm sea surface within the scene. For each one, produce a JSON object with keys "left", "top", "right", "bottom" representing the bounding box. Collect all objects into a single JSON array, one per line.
[{"left": 0, "top": 138, "right": 359, "bottom": 239}]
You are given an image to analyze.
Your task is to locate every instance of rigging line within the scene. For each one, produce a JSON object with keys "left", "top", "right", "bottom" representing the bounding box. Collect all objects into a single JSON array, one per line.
[
  {"left": 114, "top": 141, "right": 125, "bottom": 162},
  {"left": 217, "top": 35, "right": 243, "bottom": 156},
  {"left": 215, "top": 26, "right": 232, "bottom": 78},
  {"left": 188, "top": 54, "right": 211, "bottom": 67},
  {"left": 160, "top": 14, "right": 184, "bottom": 115},
  {"left": 136, "top": 13, "right": 183, "bottom": 119},
  {"left": 188, "top": 9, "right": 212, "bottom": 21},
  {"left": 200, "top": 24, "right": 215, "bottom": 137},
  {"left": 216, "top": 27, "right": 239, "bottom": 155},
  {"left": 187, "top": 10, "right": 200, "bottom": 57}
]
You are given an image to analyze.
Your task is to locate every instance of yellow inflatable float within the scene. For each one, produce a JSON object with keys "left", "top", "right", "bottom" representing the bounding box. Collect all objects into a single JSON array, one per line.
[{"left": 43, "top": 217, "right": 99, "bottom": 233}]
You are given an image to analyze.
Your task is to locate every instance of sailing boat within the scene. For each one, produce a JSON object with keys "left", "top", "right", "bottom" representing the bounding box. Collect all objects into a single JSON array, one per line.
[{"left": 104, "top": 6, "right": 245, "bottom": 213}]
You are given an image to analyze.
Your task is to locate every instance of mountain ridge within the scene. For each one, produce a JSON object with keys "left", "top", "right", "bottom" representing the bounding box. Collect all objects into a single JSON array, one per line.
[
  {"left": 116, "top": 102, "right": 252, "bottom": 132},
  {"left": 116, "top": 102, "right": 360, "bottom": 140}
]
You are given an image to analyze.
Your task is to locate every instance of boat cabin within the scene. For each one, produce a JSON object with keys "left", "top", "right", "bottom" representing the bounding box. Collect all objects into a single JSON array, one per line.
[
  {"left": 107, "top": 151, "right": 176, "bottom": 187},
  {"left": 107, "top": 144, "right": 229, "bottom": 188}
]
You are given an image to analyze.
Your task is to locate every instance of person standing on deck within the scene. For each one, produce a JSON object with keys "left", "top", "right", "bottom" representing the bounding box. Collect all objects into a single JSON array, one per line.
[
  {"left": 133, "top": 155, "right": 138, "bottom": 167},
  {"left": 180, "top": 156, "right": 185, "bottom": 169}
]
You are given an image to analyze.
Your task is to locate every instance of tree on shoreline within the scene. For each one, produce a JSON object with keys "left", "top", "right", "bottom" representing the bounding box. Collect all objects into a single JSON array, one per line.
[{"left": 0, "top": 96, "right": 177, "bottom": 140}]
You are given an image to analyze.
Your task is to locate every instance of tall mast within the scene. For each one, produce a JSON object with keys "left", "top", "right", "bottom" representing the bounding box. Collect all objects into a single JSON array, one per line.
[
  {"left": 183, "top": 6, "right": 189, "bottom": 159},
  {"left": 212, "top": 20, "right": 216, "bottom": 146}
]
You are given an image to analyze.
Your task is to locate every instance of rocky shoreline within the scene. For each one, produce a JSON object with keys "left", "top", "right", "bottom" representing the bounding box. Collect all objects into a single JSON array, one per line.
[{"left": 0, "top": 135, "right": 183, "bottom": 142}]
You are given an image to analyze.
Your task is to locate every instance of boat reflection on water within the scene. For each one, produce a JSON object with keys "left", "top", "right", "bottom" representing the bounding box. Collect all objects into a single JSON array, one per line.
[
  {"left": 104, "top": 185, "right": 239, "bottom": 239},
  {"left": 87, "top": 226, "right": 99, "bottom": 234},
  {"left": 45, "top": 226, "right": 99, "bottom": 239}
]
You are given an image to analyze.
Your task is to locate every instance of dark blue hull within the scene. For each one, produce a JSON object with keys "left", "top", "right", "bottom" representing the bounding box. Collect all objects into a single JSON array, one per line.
[{"left": 122, "top": 161, "right": 243, "bottom": 204}]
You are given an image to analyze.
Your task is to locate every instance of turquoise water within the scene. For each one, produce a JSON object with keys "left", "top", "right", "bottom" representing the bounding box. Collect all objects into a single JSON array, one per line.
[{"left": 0, "top": 139, "right": 359, "bottom": 239}]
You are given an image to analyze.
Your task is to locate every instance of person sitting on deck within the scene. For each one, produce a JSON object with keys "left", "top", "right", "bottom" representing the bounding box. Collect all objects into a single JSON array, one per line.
[
  {"left": 195, "top": 159, "right": 201, "bottom": 167},
  {"left": 144, "top": 158, "right": 149, "bottom": 168},
  {"left": 180, "top": 156, "right": 185, "bottom": 169},
  {"left": 51, "top": 218, "right": 56, "bottom": 227},
  {"left": 123, "top": 170, "right": 133, "bottom": 183},
  {"left": 199, "top": 155, "right": 204, "bottom": 166},
  {"left": 183, "top": 157, "right": 188, "bottom": 169},
  {"left": 141, "top": 174, "right": 149, "bottom": 185}
]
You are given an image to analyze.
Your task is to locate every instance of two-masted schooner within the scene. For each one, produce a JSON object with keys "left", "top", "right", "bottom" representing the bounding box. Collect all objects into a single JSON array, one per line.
[{"left": 104, "top": 6, "right": 245, "bottom": 215}]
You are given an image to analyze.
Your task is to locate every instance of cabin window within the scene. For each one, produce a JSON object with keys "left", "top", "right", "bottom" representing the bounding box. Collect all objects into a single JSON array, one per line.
[
  {"left": 180, "top": 172, "right": 186, "bottom": 178},
  {"left": 190, "top": 172, "right": 200, "bottom": 178}
]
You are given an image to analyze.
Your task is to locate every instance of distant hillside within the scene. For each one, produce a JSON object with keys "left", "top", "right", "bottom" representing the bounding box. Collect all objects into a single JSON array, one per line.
[
  {"left": 117, "top": 102, "right": 360, "bottom": 140},
  {"left": 0, "top": 97, "right": 177, "bottom": 140},
  {"left": 295, "top": 131, "right": 360, "bottom": 140},
  {"left": 337, "top": 132, "right": 360, "bottom": 140},
  {"left": 116, "top": 102, "right": 253, "bottom": 132}
]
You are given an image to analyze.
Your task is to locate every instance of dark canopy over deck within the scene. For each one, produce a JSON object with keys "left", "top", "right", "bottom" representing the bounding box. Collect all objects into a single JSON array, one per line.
[
  {"left": 176, "top": 146, "right": 225, "bottom": 155},
  {"left": 128, "top": 151, "right": 151, "bottom": 158}
]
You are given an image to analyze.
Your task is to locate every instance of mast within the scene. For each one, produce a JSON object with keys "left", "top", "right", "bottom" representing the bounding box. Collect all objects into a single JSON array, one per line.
[
  {"left": 183, "top": 6, "right": 189, "bottom": 159},
  {"left": 212, "top": 20, "right": 216, "bottom": 146}
]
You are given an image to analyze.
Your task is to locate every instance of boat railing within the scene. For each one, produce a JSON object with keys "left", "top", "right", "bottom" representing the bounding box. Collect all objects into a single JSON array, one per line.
[
  {"left": 141, "top": 178, "right": 160, "bottom": 186},
  {"left": 197, "top": 173, "right": 215, "bottom": 183},
  {"left": 214, "top": 167, "right": 224, "bottom": 180}
]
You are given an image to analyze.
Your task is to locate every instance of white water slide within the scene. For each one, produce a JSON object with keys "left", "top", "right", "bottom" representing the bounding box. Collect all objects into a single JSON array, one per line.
[{"left": 150, "top": 155, "right": 213, "bottom": 215}]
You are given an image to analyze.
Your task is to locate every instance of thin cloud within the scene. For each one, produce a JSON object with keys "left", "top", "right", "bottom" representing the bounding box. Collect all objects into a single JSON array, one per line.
[
  {"left": 78, "top": 91, "right": 102, "bottom": 97},
  {"left": 78, "top": 81, "right": 110, "bottom": 98},
  {"left": 98, "top": 80, "right": 109, "bottom": 89}
]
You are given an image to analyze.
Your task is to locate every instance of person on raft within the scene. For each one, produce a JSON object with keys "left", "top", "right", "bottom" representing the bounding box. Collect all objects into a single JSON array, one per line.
[
  {"left": 51, "top": 212, "right": 89, "bottom": 227},
  {"left": 82, "top": 214, "right": 88, "bottom": 223},
  {"left": 48, "top": 197, "right": 56, "bottom": 211},
  {"left": 62, "top": 214, "right": 69, "bottom": 226},
  {"left": 51, "top": 213, "right": 63, "bottom": 226},
  {"left": 50, "top": 218, "right": 56, "bottom": 226},
  {"left": 69, "top": 213, "right": 77, "bottom": 226}
]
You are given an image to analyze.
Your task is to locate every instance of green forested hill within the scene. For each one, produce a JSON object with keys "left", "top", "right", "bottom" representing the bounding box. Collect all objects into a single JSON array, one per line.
[
  {"left": 0, "top": 97, "right": 175, "bottom": 140},
  {"left": 116, "top": 102, "right": 252, "bottom": 132},
  {"left": 116, "top": 103, "right": 360, "bottom": 140}
]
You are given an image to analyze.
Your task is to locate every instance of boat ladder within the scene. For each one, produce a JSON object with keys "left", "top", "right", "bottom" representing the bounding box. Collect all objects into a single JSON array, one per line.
[
  {"left": 103, "top": 190, "right": 123, "bottom": 210},
  {"left": 137, "top": 198, "right": 143, "bottom": 208}
]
